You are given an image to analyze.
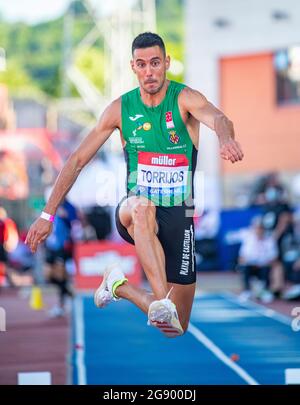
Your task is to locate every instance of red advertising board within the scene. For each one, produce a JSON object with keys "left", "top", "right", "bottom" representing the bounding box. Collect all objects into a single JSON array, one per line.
[
  {"left": 74, "top": 241, "right": 142, "bottom": 290},
  {"left": 0, "top": 263, "right": 5, "bottom": 286}
]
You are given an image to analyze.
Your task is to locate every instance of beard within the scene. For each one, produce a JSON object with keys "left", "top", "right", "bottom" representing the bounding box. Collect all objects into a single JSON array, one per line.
[{"left": 142, "top": 77, "right": 165, "bottom": 95}]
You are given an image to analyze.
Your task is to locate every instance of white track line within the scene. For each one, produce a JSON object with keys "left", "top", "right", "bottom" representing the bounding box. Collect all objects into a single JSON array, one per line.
[
  {"left": 188, "top": 322, "right": 259, "bottom": 385},
  {"left": 221, "top": 292, "right": 291, "bottom": 326},
  {"left": 74, "top": 296, "right": 86, "bottom": 385},
  {"left": 18, "top": 371, "right": 51, "bottom": 385}
]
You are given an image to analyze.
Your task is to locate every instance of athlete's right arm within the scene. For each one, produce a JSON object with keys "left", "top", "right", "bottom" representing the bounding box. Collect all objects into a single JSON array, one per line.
[{"left": 25, "top": 98, "right": 121, "bottom": 253}]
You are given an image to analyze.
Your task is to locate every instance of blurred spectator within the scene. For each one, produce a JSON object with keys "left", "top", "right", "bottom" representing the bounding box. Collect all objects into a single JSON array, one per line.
[
  {"left": 281, "top": 211, "right": 300, "bottom": 301},
  {"left": 291, "top": 173, "right": 300, "bottom": 205},
  {"left": 261, "top": 192, "right": 291, "bottom": 233},
  {"left": 269, "top": 210, "right": 294, "bottom": 296},
  {"left": 0, "top": 215, "right": 7, "bottom": 286},
  {"left": 282, "top": 259, "right": 300, "bottom": 300},
  {"left": 84, "top": 205, "right": 112, "bottom": 241},
  {"left": 0, "top": 207, "right": 19, "bottom": 286},
  {"left": 194, "top": 210, "right": 220, "bottom": 271},
  {"left": 0, "top": 207, "right": 19, "bottom": 252},
  {"left": 257, "top": 180, "right": 293, "bottom": 297},
  {"left": 250, "top": 172, "right": 288, "bottom": 207},
  {"left": 44, "top": 198, "right": 77, "bottom": 317},
  {"left": 76, "top": 210, "right": 97, "bottom": 242},
  {"left": 7, "top": 231, "right": 34, "bottom": 287},
  {"left": 237, "top": 216, "right": 278, "bottom": 303}
]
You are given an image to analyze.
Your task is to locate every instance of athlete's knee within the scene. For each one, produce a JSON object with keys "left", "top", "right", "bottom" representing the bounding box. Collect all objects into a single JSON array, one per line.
[
  {"left": 132, "top": 198, "right": 156, "bottom": 230},
  {"left": 119, "top": 196, "right": 140, "bottom": 228},
  {"left": 119, "top": 203, "right": 132, "bottom": 229}
]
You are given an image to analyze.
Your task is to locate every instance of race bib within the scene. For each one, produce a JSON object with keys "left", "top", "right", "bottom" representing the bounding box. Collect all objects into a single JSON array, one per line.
[{"left": 137, "top": 151, "right": 189, "bottom": 197}]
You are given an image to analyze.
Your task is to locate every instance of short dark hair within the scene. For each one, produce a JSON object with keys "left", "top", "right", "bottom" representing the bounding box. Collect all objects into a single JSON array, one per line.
[{"left": 132, "top": 32, "right": 166, "bottom": 56}]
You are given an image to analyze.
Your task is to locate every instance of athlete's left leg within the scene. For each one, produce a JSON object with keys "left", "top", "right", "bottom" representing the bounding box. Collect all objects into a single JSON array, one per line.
[
  {"left": 116, "top": 281, "right": 196, "bottom": 332},
  {"left": 95, "top": 266, "right": 194, "bottom": 336},
  {"left": 116, "top": 283, "right": 155, "bottom": 314}
]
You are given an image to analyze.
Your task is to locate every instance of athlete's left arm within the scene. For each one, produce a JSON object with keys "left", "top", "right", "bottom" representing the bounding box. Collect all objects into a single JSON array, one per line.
[{"left": 179, "top": 87, "right": 244, "bottom": 163}]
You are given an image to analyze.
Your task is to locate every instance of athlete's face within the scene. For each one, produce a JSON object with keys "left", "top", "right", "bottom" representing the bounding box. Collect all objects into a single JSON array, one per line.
[{"left": 131, "top": 46, "right": 170, "bottom": 95}]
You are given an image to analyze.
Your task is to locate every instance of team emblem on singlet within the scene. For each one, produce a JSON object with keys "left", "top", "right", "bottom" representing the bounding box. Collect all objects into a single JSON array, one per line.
[
  {"left": 136, "top": 151, "right": 188, "bottom": 198},
  {"left": 169, "top": 130, "right": 180, "bottom": 144},
  {"left": 165, "top": 111, "right": 175, "bottom": 129}
]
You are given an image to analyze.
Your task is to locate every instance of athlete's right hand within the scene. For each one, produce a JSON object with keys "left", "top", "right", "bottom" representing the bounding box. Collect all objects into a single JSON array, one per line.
[
  {"left": 219, "top": 136, "right": 244, "bottom": 164},
  {"left": 25, "top": 218, "right": 53, "bottom": 253}
]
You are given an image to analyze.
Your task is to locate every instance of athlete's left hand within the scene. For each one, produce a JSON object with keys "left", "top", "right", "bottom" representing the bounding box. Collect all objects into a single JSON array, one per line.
[{"left": 219, "top": 136, "right": 244, "bottom": 163}]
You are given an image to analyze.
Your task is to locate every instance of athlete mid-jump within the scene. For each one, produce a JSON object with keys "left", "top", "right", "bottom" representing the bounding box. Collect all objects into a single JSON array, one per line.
[{"left": 26, "top": 32, "right": 244, "bottom": 338}]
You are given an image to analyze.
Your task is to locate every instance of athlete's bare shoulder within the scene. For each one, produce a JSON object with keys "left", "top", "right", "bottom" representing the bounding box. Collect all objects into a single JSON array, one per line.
[
  {"left": 100, "top": 97, "right": 121, "bottom": 130},
  {"left": 178, "top": 86, "right": 208, "bottom": 112}
]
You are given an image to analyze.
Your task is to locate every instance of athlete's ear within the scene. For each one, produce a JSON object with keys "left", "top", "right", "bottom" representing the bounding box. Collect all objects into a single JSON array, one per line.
[
  {"left": 130, "top": 59, "right": 136, "bottom": 74},
  {"left": 165, "top": 55, "right": 170, "bottom": 70}
]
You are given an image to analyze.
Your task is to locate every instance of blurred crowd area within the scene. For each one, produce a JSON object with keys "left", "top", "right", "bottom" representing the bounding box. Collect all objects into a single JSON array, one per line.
[
  {"left": 195, "top": 171, "right": 300, "bottom": 303},
  {"left": 0, "top": 195, "right": 114, "bottom": 317}
]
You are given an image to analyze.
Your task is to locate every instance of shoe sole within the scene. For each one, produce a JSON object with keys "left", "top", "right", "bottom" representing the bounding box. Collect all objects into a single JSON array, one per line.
[
  {"left": 148, "top": 301, "right": 183, "bottom": 338},
  {"left": 93, "top": 269, "right": 110, "bottom": 308},
  {"left": 150, "top": 320, "right": 183, "bottom": 338}
]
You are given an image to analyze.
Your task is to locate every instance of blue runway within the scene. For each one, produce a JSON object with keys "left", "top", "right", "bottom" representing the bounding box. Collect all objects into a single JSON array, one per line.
[{"left": 71, "top": 293, "right": 300, "bottom": 385}]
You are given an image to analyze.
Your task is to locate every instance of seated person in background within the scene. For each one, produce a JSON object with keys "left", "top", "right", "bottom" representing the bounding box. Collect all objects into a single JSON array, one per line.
[
  {"left": 7, "top": 231, "right": 34, "bottom": 287},
  {"left": 271, "top": 210, "right": 295, "bottom": 297},
  {"left": 237, "top": 216, "right": 278, "bottom": 303},
  {"left": 282, "top": 256, "right": 300, "bottom": 301},
  {"left": 260, "top": 189, "right": 292, "bottom": 297},
  {"left": 250, "top": 172, "right": 288, "bottom": 207},
  {"left": 0, "top": 207, "right": 19, "bottom": 287},
  {"left": 281, "top": 211, "right": 300, "bottom": 301},
  {"left": 194, "top": 209, "right": 220, "bottom": 271},
  {"left": 44, "top": 199, "right": 77, "bottom": 317}
]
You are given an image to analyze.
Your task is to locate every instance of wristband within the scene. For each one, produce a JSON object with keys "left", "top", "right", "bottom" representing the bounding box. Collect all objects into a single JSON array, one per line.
[{"left": 40, "top": 211, "right": 55, "bottom": 222}]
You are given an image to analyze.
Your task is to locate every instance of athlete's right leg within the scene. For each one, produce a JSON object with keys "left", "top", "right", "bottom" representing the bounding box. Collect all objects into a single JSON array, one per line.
[
  {"left": 118, "top": 196, "right": 169, "bottom": 301},
  {"left": 95, "top": 196, "right": 183, "bottom": 337}
]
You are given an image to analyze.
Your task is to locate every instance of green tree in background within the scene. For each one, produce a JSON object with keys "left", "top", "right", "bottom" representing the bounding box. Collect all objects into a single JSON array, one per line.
[
  {"left": 0, "top": 59, "right": 38, "bottom": 93},
  {"left": 74, "top": 46, "right": 106, "bottom": 93},
  {"left": 156, "top": 0, "right": 184, "bottom": 83},
  {"left": 0, "top": 0, "right": 184, "bottom": 97}
]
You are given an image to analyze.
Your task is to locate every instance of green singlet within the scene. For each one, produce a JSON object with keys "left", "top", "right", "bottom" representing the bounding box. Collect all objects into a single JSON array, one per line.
[{"left": 121, "top": 80, "right": 197, "bottom": 207}]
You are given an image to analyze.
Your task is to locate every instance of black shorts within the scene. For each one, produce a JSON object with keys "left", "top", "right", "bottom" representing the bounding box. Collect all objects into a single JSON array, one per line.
[
  {"left": 115, "top": 198, "right": 196, "bottom": 285},
  {"left": 45, "top": 248, "right": 70, "bottom": 265}
]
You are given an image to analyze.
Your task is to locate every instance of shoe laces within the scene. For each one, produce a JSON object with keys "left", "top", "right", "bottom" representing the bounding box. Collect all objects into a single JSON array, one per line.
[
  {"left": 149, "top": 287, "right": 176, "bottom": 315},
  {"left": 166, "top": 286, "right": 174, "bottom": 300},
  {"left": 161, "top": 287, "right": 178, "bottom": 315}
]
